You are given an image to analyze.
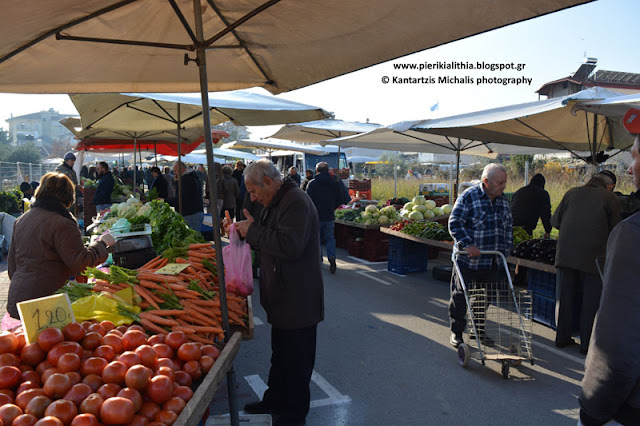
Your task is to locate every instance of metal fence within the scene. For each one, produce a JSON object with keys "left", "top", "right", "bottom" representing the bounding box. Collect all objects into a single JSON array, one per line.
[{"left": 0, "top": 161, "right": 59, "bottom": 191}]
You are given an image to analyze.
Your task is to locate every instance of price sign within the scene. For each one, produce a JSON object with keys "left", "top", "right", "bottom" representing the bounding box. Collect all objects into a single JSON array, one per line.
[
  {"left": 17, "top": 294, "right": 75, "bottom": 344},
  {"left": 155, "top": 263, "right": 189, "bottom": 276}
]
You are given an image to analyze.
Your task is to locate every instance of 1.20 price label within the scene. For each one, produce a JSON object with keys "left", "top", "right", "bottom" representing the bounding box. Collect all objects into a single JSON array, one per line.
[{"left": 17, "top": 294, "right": 75, "bottom": 344}]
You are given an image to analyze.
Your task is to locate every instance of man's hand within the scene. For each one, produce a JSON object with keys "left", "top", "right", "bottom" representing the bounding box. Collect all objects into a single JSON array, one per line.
[
  {"left": 464, "top": 245, "right": 481, "bottom": 257},
  {"left": 234, "top": 209, "right": 255, "bottom": 238}
]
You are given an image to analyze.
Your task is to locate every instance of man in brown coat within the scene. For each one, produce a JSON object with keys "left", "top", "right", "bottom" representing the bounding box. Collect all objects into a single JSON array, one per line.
[
  {"left": 551, "top": 171, "right": 620, "bottom": 354},
  {"left": 235, "top": 160, "right": 323, "bottom": 426}
]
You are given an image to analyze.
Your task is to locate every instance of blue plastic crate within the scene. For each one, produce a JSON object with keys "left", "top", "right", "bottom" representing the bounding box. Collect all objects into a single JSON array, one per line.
[
  {"left": 528, "top": 269, "right": 556, "bottom": 298},
  {"left": 387, "top": 236, "right": 428, "bottom": 275},
  {"left": 531, "top": 293, "right": 556, "bottom": 329}
]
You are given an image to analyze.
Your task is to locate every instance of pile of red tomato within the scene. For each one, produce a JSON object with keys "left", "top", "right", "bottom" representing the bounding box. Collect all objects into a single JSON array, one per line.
[{"left": 0, "top": 320, "right": 220, "bottom": 425}]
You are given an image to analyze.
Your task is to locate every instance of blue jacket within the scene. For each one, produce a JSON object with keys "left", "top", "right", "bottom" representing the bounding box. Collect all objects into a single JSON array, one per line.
[
  {"left": 94, "top": 172, "right": 114, "bottom": 205},
  {"left": 306, "top": 172, "right": 350, "bottom": 222}
]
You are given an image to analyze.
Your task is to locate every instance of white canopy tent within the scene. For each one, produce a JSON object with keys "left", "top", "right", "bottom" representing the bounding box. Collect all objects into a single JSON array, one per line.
[
  {"left": 224, "top": 139, "right": 331, "bottom": 155},
  {"left": 270, "top": 119, "right": 381, "bottom": 143}
]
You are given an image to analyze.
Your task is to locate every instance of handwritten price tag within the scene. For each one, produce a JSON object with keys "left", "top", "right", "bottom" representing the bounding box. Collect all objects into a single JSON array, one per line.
[
  {"left": 155, "top": 263, "right": 189, "bottom": 276},
  {"left": 17, "top": 294, "right": 75, "bottom": 344}
]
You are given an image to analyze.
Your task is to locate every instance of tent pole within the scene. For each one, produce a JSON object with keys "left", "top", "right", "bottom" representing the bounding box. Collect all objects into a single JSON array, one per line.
[
  {"left": 192, "top": 2, "right": 238, "bottom": 425},
  {"left": 393, "top": 155, "right": 397, "bottom": 199},
  {"left": 455, "top": 139, "right": 461, "bottom": 200},
  {"left": 177, "top": 106, "right": 183, "bottom": 215},
  {"left": 154, "top": 142, "right": 157, "bottom": 166},
  {"left": 133, "top": 137, "right": 137, "bottom": 197},
  {"left": 448, "top": 162, "right": 453, "bottom": 205}
]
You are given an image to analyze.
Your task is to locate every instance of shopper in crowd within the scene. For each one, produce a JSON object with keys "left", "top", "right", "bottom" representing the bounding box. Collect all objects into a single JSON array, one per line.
[
  {"left": 306, "top": 162, "right": 350, "bottom": 274},
  {"left": 196, "top": 164, "right": 207, "bottom": 188},
  {"left": 551, "top": 171, "right": 620, "bottom": 354},
  {"left": 162, "top": 166, "right": 175, "bottom": 199},
  {"left": 234, "top": 160, "right": 323, "bottom": 426},
  {"left": 7, "top": 172, "right": 115, "bottom": 319},
  {"left": 19, "top": 182, "right": 34, "bottom": 212},
  {"left": 579, "top": 133, "right": 640, "bottom": 426},
  {"left": 55, "top": 152, "right": 78, "bottom": 186},
  {"left": 170, "top": 161, "right": 204, "bottom": 232},
  {"left": 148, "top": 166, "right": 168, "bottom": 200},
  {"left": 232, "top": 161, "right": 245, "bottom": 221},
  {"left": 221, "top": 165, "right": 240, "bottom": 220},
  {"left": 300, "top": 169, "right": 314, "bottom": 192},
  {"left": 144, "top": 165, "right": 155, "bottom": 189},
  {"left": 448, "top": 163, "right": 512, "bottom": 348},
  {"left": 80, "top": 165, "right": 90, "bottom": 180},
  {"left": 287, "top": 166, "right": 301, "bottom": 186},
  {"left": 511, "top": 173, "right": 552, "bottom": 238},
  {"left": 94, "top": 161, "right": 115, "bottom": 214}
]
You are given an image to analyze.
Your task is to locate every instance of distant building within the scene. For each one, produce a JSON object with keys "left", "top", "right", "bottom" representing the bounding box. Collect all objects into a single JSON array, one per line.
[
  {"left": 536, "top": 58, "right": 640, "bottom": 99},
  {"left": 5, "top": 108, "right": 75, "bottom": 147}
]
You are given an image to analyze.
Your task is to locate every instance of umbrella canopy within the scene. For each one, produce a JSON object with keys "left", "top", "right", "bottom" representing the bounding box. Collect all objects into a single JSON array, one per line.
[
  {"left": 224, "top": 139, "right": 330, "bottom": 155},
  {"left": 0, "top": 0, "right": 593, "bottom": 94},
  {"left": 191, "top": 148, "right": 261, "bottom": 162},
  {"left": 573, "top": 92, "right": 640, "bottom": 119},
  {"left": 270, "top": 119, "right": 381, "bottom": 143}
]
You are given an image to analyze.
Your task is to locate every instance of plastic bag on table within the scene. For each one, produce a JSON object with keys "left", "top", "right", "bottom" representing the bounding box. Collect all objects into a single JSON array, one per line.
[
  {"left": 72, "top": 290, "right": 140, "bottom": 326},
  {"left": 222, "top": 223, "right": 254, "bottom": 297}
]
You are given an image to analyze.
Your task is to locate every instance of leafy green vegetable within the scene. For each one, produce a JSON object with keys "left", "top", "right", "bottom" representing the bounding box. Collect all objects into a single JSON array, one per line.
[
  {"left": 140, "top": 200, "right": 204, "bottom": 252},
  {"left": 56, "top": 282, "right": 95, "bottom": 302}
]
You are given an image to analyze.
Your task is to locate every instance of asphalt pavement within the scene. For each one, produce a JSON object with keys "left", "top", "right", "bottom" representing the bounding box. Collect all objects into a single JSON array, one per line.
[{"left": 209, "top": 248, "right": 586, "bottom": 426}]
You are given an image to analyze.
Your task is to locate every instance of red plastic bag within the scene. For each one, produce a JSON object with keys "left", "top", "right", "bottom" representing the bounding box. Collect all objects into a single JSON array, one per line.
[{"left": 222, "top": 223, "right": 254, "bottom": 297}]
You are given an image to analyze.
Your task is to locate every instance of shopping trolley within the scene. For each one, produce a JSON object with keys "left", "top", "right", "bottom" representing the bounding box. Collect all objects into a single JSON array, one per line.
[{"left": 451, "top": 249, "right": 534, "bottom": 379}]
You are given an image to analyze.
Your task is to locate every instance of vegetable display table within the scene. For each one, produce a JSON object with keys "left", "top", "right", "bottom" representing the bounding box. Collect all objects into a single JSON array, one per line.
[
  {"left": 335, "top": 220, "right": 389, "bottom": 261},
  {"left": 174, "top": 332, "right": 243, "bottom": 426}
]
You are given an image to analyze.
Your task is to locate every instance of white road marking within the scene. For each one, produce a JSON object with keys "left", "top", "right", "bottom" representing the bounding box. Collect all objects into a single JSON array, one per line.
[
  {"left": 244, "top": 374, "right": 268, "bottom": 400},
  {"left": 429, "top": 300, "right": 448, "bottom": 308},
  {"left": 356, "top": 270, "right": 392, "bottom": 286},
  {"left": 253, "top": 317, "right": 264, "bottom": 326},
  {"left": 311, "top": 371, "right": 344, "bottom": 400},
  {"left": 347, "top": 256, "right": 387, "bottom": 265}
]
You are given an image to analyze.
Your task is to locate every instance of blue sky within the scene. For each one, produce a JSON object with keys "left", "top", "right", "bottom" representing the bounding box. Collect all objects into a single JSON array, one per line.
[{"left": 1, "top": 0, "right": 638, "bottom": 139}]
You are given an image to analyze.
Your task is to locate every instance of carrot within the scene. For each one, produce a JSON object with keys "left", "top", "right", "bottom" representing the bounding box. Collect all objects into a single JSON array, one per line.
[
  {"left": 140, "top": 319, "right": 169, "bottom": 334},
  {"left": 189, "top": 243, "right": 214, "bottom": 250},
  {"left": 225, "top": 210, "right": 232, "bottom": 225},
  {"left": 140, "top": 255, "right": 162, "bottom": 270},
  {"left": 137, "top": 273, "right": 182, "bottom": 284},
  {"left": 172, "top": 326, "right": 196, "bottom": 334},
  {"left": 181, "top": 306, "right": 220, "bottom": 326},
  {"left": 144, "top": 309, "right": 187, "bottom": 316},
  {"left": 139, "top": 312, "right": 179, "bottom": 327},
  {"left": 139, "top": 301, "right": 150, "bottom": 309},
  {"left": 133, "top": 285, "right": 160, "bottom": 310},
  {"left": 166, "top": 283, "right": 188, "bottom": 291},
  {"left": 151, "top": 258, "right": 169, "bottom": 270},
  {"left": 173, "top": 290, "right": 199, "bottom": 300},
  {"left": 138, "top": 280, "right": 166, "bottom": 291},
  {"left": 175, "top": 258, "right": 189, "bottom": 264},
  {"left": 189, "top": 299, "right": 221, "bottom": 308},
  {"left": 187, "top": 250, "right": 212, "bottom": 259},
  {"left": 188, "top": 325, "right": 224, "bottom": 334},
  {"left": 186, "top": 333, "right": 215, "bottom": 344}
]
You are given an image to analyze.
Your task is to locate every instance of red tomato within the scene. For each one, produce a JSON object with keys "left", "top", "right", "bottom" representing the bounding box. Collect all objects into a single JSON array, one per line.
[
  {"left": 44, "top": 399, "right": 77, "bottom": 426},
  {"left": 62, "top": 324, "right": 85, "bottom": 343},
  {"left": 176, "top": 343, "right": 200, "bottom": 362},
  {"left": 154, "top": 358, "right": 175, "bottom": 372},
  {"left": 100, "top": 397, "right": 134, "bottom": 425},
  {"left": 37, "top": 329, "right": 64, "bottom": 353},
  {"left": 182, "top": 360, "right": 202, "bottom": 380},
  {"left": 162, "top": 397, "right": 185, "bottom": 414},
  {"left": 20, "top": 370, "right": 41, "bottom": 386},
  {"left": 79, "top": 333, "right": 101, "bottom": 351},
  {"left": 127, "top": 325, "right": 145, "bottom": 333},
  {"left": 199, "top": 355, "right": 215, "bottom": 373},
  {"left": 79, "top": 350, "right": 93, "bottom": 362},
  {"left": 96, "top": 383, "right": 121, "bottom": 400},
  {"left": 78, "top": 393, "right": 103, "bottom": 417},
  {"left": 151, "top": 344, "right": 172, "bottom": 359},
  {"left": 115, "top": 326, "right": 128, "bottom": 334},
  {"left": 146, "top": 335, "right": 164, "bottom": 346},
  {"left": 138, "top": 401, "right": 160, "bottom": 421},
  {"left": 64, "top": 372, "right": 81, "bottom": 387},
  {"left": 15, "top": 334, "right": 27, "bottom": 354},
  {"left": 105, "top": 329, "right": 123, "bottom": 338},
  {"left": 35, "top": 361, "right": 53, "bottom": 376},
  {"left": 134, "top": 346, "right": 157, "bottom": 368},
  {"left": 92, "top": 346, "right": 115, "bottom": 363},
  {"left": 13, "top": 413, "right": 38, "bottom": 426},
  {"left": 129, "top": 414, "right": 150, "bottom": 426},
  {"left": 122, "top": 331, "right": 147, "bottom": 352},
  {"left": 173, "top": 371, "right": 191, "bottom": 387},
  {"left": 117, "top": 352, "right": 140, "bottom": 369},
  {"left": 86, "top": 324, "right": 105, "bottom": 338},
  {"left": 173, "top": 385, "right": 193, "bottom": 402},
  {"left": 43, "top": 373, "right": 72, "bottom": 399},
  {"left": 80, "top": 322, "right": 93, "bottom": 332},
  {"left": 56, "top": 353, "right": 81, "bottom": 374},
  {"left": 124, "top": 365, "right": 150, "bottom": 391},
  {"left": 0, "top": 353, "right": 20, "bottom": 367},
  {"left": 155, "top": 366, "right": 174, "bottom": 381},
  {"left": 47, "top": 342, "right": 82, "bottom": 366},
  {"left": 99, "top": 321, "right": 115, "bottom": 333},
  {"left": 80, "top": 375, "right": 103, "bottom": 394},
  {"left": 0, "top": 365, "right": 22, "bottom": 388},
  {"left": 17, "top": 381, "right": 39, "bottom": 395},
  {"left": 163, "top": 332, "right": 186, "bottom": 351},
  {"left": 80, "top": 358, "right": 107, "bottom": 377},
  {"left": 99, "top": 335, "right": 122, "bottom": 355},
  {"left": 0, "top": 388, "right": 15, "bottom": 399},
  {"left": 25, "top": 395, "right": 53, "bottom": 418},
  {"left": 41, "top": 368, "right": 59, "bottom": 384},
  {"left": 34, "top": 416, "right": 64, "bottom": 426},
  {"left": 15, "top": 388, "right": 47, "bottom": 411},
  {"left": 0, "top": 403, "right": 22, "bottom": 425},
  {"left": 63, "top": 383, "right": 92, "bottom": 407},
  {"left": 69, "top": 413, "right": 98, "bottom": 426},
  {"left": 146, "top": 375, "right": 173, "bottom": 405},
  {"left": 153, "top": 410, "right": 177, "bottom": 425},
  {"left": 101, "top": 361, "right": 127, "bottom": 385},
  {"left": 117, "top": 387, "right": 142, "bottom": 412},
  {"left": 0, "top": 331, "right": 19, "bottom": 355}
]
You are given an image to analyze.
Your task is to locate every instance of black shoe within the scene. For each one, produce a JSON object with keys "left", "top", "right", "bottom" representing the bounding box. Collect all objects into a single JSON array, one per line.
[
  {"left": 450, "top": 332, "right": 463, "bottom": 348},
  {"left": 244, "top": 401, "right": 280, "bottom": 415},
  {"left": 555, "top": 338, "right": 578, "bottom": 349},
  {"left": 329, "top": 257, "right": 337, "bottom": 274},
  {"left": 470, "top": 332, "right": 495, "bottom": 347}
]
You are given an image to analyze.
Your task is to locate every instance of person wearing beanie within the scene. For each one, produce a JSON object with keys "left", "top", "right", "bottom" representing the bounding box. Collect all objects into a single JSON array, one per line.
[
  {"left": 510, "top": 173, "right": 552, "bottom": 238},
  {"left": 55, "top": 152, "right": 78, "bottom": 186}
]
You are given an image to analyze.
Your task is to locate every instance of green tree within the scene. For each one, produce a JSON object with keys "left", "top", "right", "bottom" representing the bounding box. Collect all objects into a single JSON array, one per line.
[
  {"left": 6, "top": 143, "right": 42, "bottom": 164},
  {"left": 508, "top": 154, "right": 534, "bottom": 176}
]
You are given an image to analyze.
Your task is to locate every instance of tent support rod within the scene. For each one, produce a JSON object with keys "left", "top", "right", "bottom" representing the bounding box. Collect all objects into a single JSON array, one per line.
[
  {"left": 396, "top": 131, "right": 457, "bottom": 152},
  {"left": 193, "top": 2, "right": 239, "bottom": 426},
  {"left": 126, "top": 104, "right": 179, "bottom": 124},
  {"left": 513, "top": 118, "right": 584, "bottom": 159},
  {"left": 133, "top": 137, "right": 137, "bottom": 196},
  {"left": 204, "top": 0, "right": 282, "bottom": 46},
  {"left": 55, "top": 33, "right": 192, "bottom": 51},
  {"left": 455, "top": 139, "right": 461, "bottom": 200},
  {"left": 177, "top": 105, "right": 183, "bottom": 215}
]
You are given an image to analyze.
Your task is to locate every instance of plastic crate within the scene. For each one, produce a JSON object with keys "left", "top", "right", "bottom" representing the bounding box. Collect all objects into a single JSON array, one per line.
[
  {"left": 347, "top": 238, "right": 364, "bottom": 258},
  {"left": 528, "top": 269, "right": 556, "bottom": 298},
  {"left": 387, "top": 236, "right": 428, "bottom": 275},
  {"left": 531, "top": 293, "right": 556, "bottom": 329},
  {"left": 334, "top": 222, "right": 353, "bottom": 249},
  {"left": 113, "top": 248, "right": 157, "bottom": 269}
]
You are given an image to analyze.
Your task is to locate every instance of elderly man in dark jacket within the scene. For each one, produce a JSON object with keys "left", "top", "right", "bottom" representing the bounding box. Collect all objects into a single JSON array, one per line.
[
  {"left": 551, "top": 171, "right": 620, "bottom": 354},
  {"left": 170, "top": 161, "right": 204, "bottom": 232},
  {"left": 580, "top": 135, "right": 640, "bottom": 425},
  {"left": 235, "top": 160, "right": 323, "bottom": 426}
]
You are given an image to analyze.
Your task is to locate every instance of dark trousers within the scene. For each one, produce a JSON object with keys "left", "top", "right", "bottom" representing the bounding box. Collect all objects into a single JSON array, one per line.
[
  {"left": 235, "top": 199, "right": 245, "bottom": 221},
  {"left": 555, "top": 267, "right": 602, "bottom": 352},
  {"left": 450, "top": 266, "right": 499, "bottom": 335},
  {"left": 263, "top": 325, "right": 317, "bottom": 422}
]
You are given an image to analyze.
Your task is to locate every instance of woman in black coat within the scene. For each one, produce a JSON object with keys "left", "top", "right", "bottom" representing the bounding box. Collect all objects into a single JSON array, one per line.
[{"left": 149, "top": 166, "right": 168, "bottom": 199}]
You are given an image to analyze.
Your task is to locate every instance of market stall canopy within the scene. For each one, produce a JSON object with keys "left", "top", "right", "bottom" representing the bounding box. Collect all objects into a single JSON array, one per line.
[
  {"left": 191, "top": 148, "right": 261, "bottom": 162},
  {"left": 572, "top": 92, "right": 640, "bottom": 119},
  {"left": 223, "top": 139, "right": 330, "bottom": 155},
  {"left": 69, "top": 91, "right": 329, "bottom": 132},
  {"left": 0, "top": 0, "right": 593, "bottom": 94},
  {"left": 270, "top": 119, "right": 381, "bottom": 143},
  {"left": 348, "top": 156, "right": 381, "bottom": 164},
  {"left": 74, "top": 138, "right": 202, "bottom": 156}
]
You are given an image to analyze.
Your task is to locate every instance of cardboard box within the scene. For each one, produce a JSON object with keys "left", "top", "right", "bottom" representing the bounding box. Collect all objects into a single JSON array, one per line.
[{"left": 419, "top": 183, "right": 450, "bottom": 196}]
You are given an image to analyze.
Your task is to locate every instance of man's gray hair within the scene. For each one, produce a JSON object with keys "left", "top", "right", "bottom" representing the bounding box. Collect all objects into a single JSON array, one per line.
[
  {"left": 481, "top": 163, "right": 507, "bottom": 181},
  {"left": 244, "top": 160, "right": 282, "bottom": 186},
  {"left": 316, "top": 162, "right": 329, "bottom": 173}
]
